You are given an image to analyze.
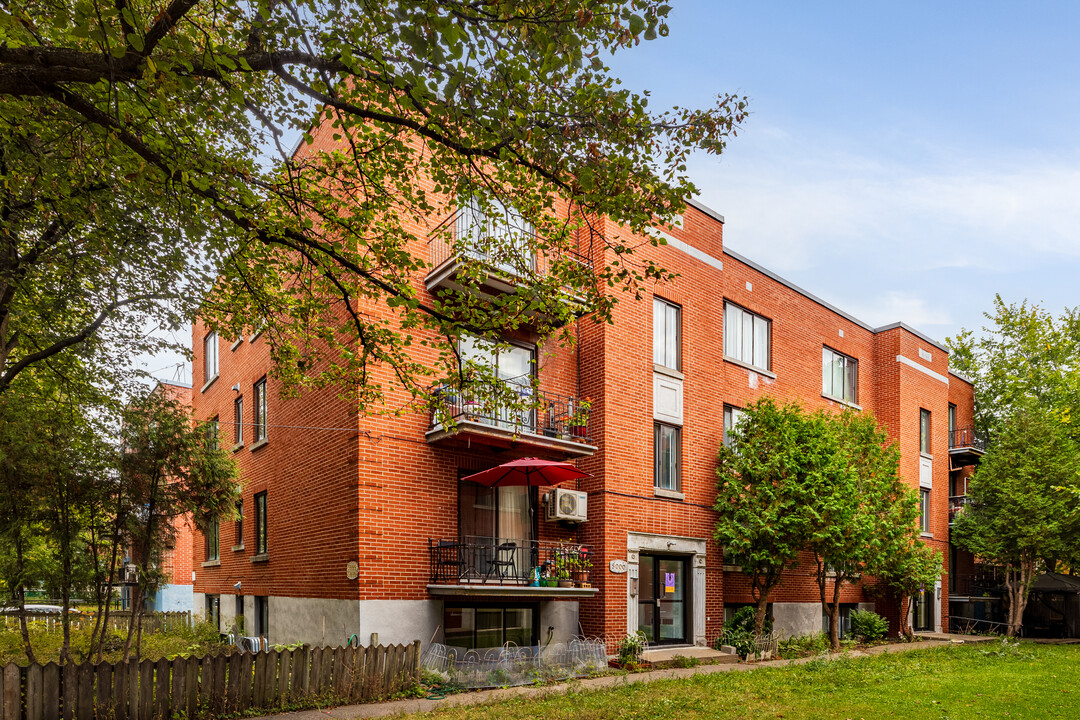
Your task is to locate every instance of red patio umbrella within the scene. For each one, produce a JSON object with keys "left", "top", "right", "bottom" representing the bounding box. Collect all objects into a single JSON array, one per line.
[{"left": 461, "top": 457, "right": 590, "bottom": 488}]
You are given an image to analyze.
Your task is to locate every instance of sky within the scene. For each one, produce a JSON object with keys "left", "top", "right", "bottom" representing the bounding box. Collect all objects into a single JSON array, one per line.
[
  {"left": 606, "top": 0, "right": 1080, "bottom": 344},
  {"left": 144, "top": 1, "right": 1080, "bottom": 384}
]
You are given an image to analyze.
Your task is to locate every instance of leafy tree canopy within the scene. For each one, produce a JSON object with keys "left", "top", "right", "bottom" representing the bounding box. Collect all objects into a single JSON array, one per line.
[
  {"left": 0, "top": 0, "right": 747, "bottom": 405},
  {"left": 947, "top": 295, "right": 1080, "bottom": 444}
]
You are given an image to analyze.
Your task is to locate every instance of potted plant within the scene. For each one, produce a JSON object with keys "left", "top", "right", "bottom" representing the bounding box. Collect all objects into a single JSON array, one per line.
[
  {"left": 571, "top": 552, "right": 592, "bottom": 588},
  {"left": 568, "top": 397, "right": 592, "bottom": 441},
  {"left": 554, "top": 555, "right": 575, "bottom": 588}
]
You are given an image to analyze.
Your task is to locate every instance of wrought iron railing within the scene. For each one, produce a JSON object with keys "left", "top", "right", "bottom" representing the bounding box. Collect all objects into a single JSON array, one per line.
[
  {"left": 950, "top": 570, "right": 1005, "bottom": 597},
  {"left": 949, "top": 426, "right": 986, "bottom": 452},
  {"left": 949, "top": 616, "right": 1014, "bottom": 636},
  {"left": 948, "top": 495, "right": 972, "bottom": 523},
  {"left": 428, "top": 537, "right": 593, "bottom": 586},
  {"left": 426, "top": 207, "right": 593, "bottom": 278},
  {"left": 430, "top": 382, "right": 593, "bottom": 444}
]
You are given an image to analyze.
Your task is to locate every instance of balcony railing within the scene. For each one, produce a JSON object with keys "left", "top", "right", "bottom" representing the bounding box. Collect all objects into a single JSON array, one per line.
[
  {"left": 429, "top": 537, "right": 593, "bottom": 586},
  {"left": 950, "top": 569, "right": 1006, "bottom": 597},
  {"left": 430, "top": 382, "right": 593, "bottom": 445},
  {"left": 426, "top": 207, "right": 593, "bottom": 280},
  {"left": 948, "top": 495, "right": 972, "bottom": 523},
  {"left": 949, "top": 426, "right": 986, "bottom": 452}
]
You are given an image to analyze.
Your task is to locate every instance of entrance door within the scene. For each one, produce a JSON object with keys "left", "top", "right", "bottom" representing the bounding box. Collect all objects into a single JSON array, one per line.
[{"left": 638, "top": 555, "right": 689, "bottom": 644}]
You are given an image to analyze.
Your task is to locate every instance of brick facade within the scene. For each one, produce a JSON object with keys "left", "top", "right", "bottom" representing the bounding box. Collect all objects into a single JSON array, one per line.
[{"left": 189, "top": 174, "right": 976, "bottom": 645}]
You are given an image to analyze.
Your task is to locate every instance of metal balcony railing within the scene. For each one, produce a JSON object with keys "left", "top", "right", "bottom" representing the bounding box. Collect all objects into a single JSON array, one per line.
[
  {"left": 430, "top": 382, "right": 593, "bottom": 444},
  {"left": 426, "top": 207, "right": 593, "bottom": 279},
  {"left": 948, "top": 495, "right": 972, "bottom": 523},
  {"left": 428, "top": 537, "right": 593, "bottom": 586},
  {"left": 949, "top": 426, "right": 986, "bottom": 452},
  {"left": 950, "top": 570, "right": 1006, "bottom": 597}
]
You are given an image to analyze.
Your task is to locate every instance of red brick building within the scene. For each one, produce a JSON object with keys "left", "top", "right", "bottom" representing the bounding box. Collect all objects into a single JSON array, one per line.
[{"left": 190, "top": 196, "right": 979, "bottom": 648}]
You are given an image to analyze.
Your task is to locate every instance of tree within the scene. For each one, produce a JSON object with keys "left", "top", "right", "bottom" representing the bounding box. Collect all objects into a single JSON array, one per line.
[
  {"left": 947, "top": 296, "right": 1080, "bottom": 445},
  {"left": 714, "top": 398, "right": 837, "bottom": 635},
  {"left": 951, "top": 403, "right": 1080, "bottom": 637},
  {"left": 876, "top": 539, "right": 942, "bottom": 640},
  {"left": 0, "top": 1, "right": 747, "bottom": 404},
  {"left": 114, "top": 389, "right": 240, "bottom": 660}
]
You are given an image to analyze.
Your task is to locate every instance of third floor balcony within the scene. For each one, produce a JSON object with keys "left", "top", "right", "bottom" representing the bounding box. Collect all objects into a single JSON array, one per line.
[
  {"left": 426, "top": 381, "right": 596, "bottom": 459},
  {"left": 425, "top": 203, "right": 593, "bottom": 327},
  {"left": 948, "top": 426, "right": 986, "bottom": 467}
]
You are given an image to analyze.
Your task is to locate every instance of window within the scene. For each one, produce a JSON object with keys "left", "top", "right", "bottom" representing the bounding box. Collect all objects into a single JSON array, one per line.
[
  {"left": 444, "top": 603, "right": 537, "bottom": 650},
  {"left": 724, "top": 302, "right": 770, "bottom": 371},
  {"left": 822, "top": 347, "right": 858, "bottom": 403},
  {"left": 654, "top": 423, "right": 681, "bottom": 491},
  {"left": 253, "top": 378, "right": 267, "bottom": 442},
  {"left": 948, "top": 403, "right": 956, "bottom": 435},
  {"left": 920, "top": 409, "right": 931, "bottom": 455},
  {"left": 203, "top": 331, "right": 219, "bottom": 385},
  {"left": 205, "top": 416, "right": 219, "bottom": 450},
  {"left": 235, "top": 500, "right": 244, "bottom": 546},
  {"left": 459, "top": 336, "right": 536, "bottom": 430},
  {"left": 234, "top": 396, "right": 244, "bottom": 445},
  {"left": 254, "top": 491, "right": 267, "bottom": 555},
  {"left": 653, "top": 298, "right": 682, "bottom": 371},
  {"left": 723, "top": 405, "right": 746, "bottom": 448},
  {"left": 205, "top": 516, "right": 219, "bottom": 561},
  {"left": 920, "top": 488, "right": 931, "bottom": 533},
  {"left": 253, "top": 596, "right": 269, "bottom": 639},
  {"left": 205, "top": 594, "right": 220, "bottom": 631},
  {"left": 234, "top": 595, "right": 244, "bottom": 633}
]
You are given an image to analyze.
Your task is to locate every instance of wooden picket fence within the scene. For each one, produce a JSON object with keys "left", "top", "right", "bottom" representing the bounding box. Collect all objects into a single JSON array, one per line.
[
  {"left": 0, "top": 642, "right": 421, "bottom": 720},
  {"left": 1, "top": 612, "right": 192, "bottom": 635}
]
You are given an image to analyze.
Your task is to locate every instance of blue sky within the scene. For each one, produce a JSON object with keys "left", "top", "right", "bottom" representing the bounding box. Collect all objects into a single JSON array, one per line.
[
  {"left": 607, "top": 0, "right": 1080, "bottom": 343},
  {"left": 144, "top": 2, "right": 1080, "bottom": 384}
]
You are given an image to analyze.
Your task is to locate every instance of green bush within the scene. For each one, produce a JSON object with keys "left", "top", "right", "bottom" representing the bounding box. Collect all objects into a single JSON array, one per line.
[
  {"left": 777, "top": 632, "right": 830, "bottom": 659},
  {"left": 668, "top": 654, "right": 700, "bottom": 668},
  {"left": 713, "top": 607, "right": 771, "bottom": 659},
  {"left": 850, "top": 609, "right": 889, "bottom": 643},
  {"left": 617, "top": 632, "right": 646, "bottom": 666}
]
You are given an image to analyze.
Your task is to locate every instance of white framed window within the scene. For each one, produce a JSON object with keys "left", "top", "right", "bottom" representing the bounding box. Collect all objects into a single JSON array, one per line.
[
  {"left": 253, "top": 378, "right": 268, "bottom": 442},
  {"left": 654, "top": 423, "right": 681, "bottom": 491},
  {"left": 822, "top": 347, "right": 858, "bottom": 403},
  {"left": 234, "top": 396, "right": 244, "bottom": 446},
  {"left": 920, "top": 409, "right": 931, "bottom": 455},
  {"left": 203, "top": 331, "right": 219, "bottom": 385},
  {"left": 723, "top": 302, "right": 770, "bottom": 371},
  {"left": 920, "top": 488, "right": 931, "bottom": 533},
  {"left": 723, "top": 405, "right": 746, "bottom": 448},
  {"left": 205, "top": 516, "right": 219, "bottom": 561},
  {"left": 653, "top": 298, "right": 682, "bottom": 371}
]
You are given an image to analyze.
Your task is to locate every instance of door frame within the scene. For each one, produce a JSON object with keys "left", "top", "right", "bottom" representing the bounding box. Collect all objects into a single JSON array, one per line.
[
  {"left": 626, "top": 532, "right": 707, "bottom": 646},
  {"left": 638, "top": 553, "right": 691, "bottom": 645}
]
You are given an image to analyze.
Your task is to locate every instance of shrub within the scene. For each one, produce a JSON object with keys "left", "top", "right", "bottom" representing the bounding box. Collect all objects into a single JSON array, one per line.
[
  {"left": 850, "top": 609, "right": 889, "bottom": 643},
  {"left": 778, "top": 632, "right": 830, "bottom": 659},
  {"left": 617, "top": 632, "right": 647, "bottom": 665},
  {"left": 713, "top": 606, "right": 772, "bottom": 660},
  {"left": 669, "top": 654, "right": 700, "bottom": 668}
]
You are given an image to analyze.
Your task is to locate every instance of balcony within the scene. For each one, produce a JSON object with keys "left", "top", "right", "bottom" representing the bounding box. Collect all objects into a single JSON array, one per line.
[
  {"left": 949, "top": 426, "right": 987, "bottom": 467},
  {"left": 426, "top": 382, "right": 596, "bottom": 458},
  {"left": 427, "top": 537, "right": 598, "bottom": 599},
  {"left": 950, "top": 569, "right": 1005, "bottom": 599},
  {"left": 948, "top": 495, "right": 972, "bottom": 525},
  {"left": 425, "top": 207, "right": 593, "bottom": 326}
]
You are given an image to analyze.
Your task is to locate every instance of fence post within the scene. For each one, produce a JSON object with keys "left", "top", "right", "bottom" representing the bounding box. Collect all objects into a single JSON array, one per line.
[
  {"left": 41, "top": 664, "right": 59, "bottom": 720},
  {"left": 3, "top": 663, "right": 21, "bottom": 720}
]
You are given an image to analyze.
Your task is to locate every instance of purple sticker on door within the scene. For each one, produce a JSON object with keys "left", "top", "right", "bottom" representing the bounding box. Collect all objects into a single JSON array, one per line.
[{"left": 664, "top": 572, "right": 675, "bottom": 593}]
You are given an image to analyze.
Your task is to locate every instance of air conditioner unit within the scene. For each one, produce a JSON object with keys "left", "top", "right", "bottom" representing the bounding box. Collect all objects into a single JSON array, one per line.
[{"left": 546, "top": 488, "right": 587, "bottom": 523}]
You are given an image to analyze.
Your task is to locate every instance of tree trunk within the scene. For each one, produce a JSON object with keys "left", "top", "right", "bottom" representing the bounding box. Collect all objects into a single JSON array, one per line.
[
  {"left": 898, "top": 596, "right": 913, "bottom": 640},
  {"left": 749, "top": 572, "right": 778, "bottom": 635},
  {"left": 13, "top": 532, "right": 36, "bottom": 665},
  {"left": 1004, "top": 561, "right": 1035, "bottom": 637},
  {"left": 827, "top": 580, "right": 843, "bottom": 652}
]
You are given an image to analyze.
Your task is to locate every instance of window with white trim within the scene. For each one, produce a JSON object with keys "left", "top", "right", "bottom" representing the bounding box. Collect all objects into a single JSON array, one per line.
[
  {"left": 654, "top": 423, "right": 681, "bottom": 491},
  {"left": 920, "top": 488, "right": 931, "bottom": 533},
  {"left": 253, "top": 378, "right": 267, "bottom": 442},
  {"left": 723, "top": 405, "right": 746, "bottom": 448},
  {"left": 723, "top": 302, "right": 770, "bottom": 371},
  {"left": 203, "top": 331, "right": 218, "bottom": 385},
  {"left": 653, "top": 298, "right": 682, "bottom": 371},
  {"left": 822, "top": 347, "right": 858, "bottom": 403}
]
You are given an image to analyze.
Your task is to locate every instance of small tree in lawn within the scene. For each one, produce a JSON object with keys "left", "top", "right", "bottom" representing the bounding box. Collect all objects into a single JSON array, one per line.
[
  {"left": 952, "top": 402, "right": 1080, "bottom": 637},
  {"left": 715, "top": 398, "right": 837, "bottom": 635},
  {"left": 808, "top": 409, "right": 918, "bottom": 652},
  {"left": 877, "top": 539, "right": 943, "bottom": 640},
  {"left": 117, "top": 390, "right": 240, "bottom": 660}
]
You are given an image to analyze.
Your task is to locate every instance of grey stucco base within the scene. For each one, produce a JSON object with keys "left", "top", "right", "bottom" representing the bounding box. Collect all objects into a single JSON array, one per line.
[
  {"left": 771, "top": 602, "right": 822, "bottom": 639},
  {"left": 269, "top": 596, "right": 360, "bottom": 646},
  {"left": 540, "top": 601, "right": 580, "bottom": 646},
  {"left": 358, "top": 600, "right": 441, "bottom": 649}
]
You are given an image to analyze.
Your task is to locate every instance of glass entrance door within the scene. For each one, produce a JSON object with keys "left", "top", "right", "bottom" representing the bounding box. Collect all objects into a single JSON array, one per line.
[{"left": 637, "top": 555, "right": 690, "bottom": 644}]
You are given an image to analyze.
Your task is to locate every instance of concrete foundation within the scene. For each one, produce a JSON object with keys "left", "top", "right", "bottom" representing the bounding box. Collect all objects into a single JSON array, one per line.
[
  {"left": 358, "top": 599, "right": 441, "bottom": 649},
  {"left": 270, "top": 596, "right": 360, "bottom": 646},
  {"left": 771, "top": 602, "right": 822, "bottom": 639},
  {"left": 540, "top": 601, "right": 580, "bottom": 646}
]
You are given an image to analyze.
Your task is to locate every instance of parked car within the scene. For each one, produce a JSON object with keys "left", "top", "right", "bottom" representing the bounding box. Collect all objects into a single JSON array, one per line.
[{"left": 0, "top": 604, "right": 88, "bottom": 615}]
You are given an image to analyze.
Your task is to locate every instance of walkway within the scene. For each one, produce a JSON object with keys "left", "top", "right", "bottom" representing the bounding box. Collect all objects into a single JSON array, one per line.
[{"left": 250, "top": 634, "right": 997, "bottom": 720}]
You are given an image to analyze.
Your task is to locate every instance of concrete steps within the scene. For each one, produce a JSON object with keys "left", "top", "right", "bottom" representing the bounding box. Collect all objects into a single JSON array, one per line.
[{"left": 641, "top": 645, "right": 739, "bottom": 665}]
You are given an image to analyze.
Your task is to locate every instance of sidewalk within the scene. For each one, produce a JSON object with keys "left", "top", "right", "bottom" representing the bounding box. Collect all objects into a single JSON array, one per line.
[{"left": 251, "top": 635, "right": 991, "bottom": 720}]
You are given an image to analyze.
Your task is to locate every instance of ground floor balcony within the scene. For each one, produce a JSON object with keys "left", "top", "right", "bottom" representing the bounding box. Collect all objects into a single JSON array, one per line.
[
  {"left": 426, "top": 384, "right": 596, "bottom": 459},
  {"left": 427, "top": 537, "right": 598, "bottom": 599},
  {"left": 948, "top": 495, "right": 972, "bottom": 525}
]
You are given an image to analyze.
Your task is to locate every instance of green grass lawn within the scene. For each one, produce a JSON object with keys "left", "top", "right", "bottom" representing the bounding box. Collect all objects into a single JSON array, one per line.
[{"left": 409, "top": 642, "right": 1080, "bottom": 720}]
